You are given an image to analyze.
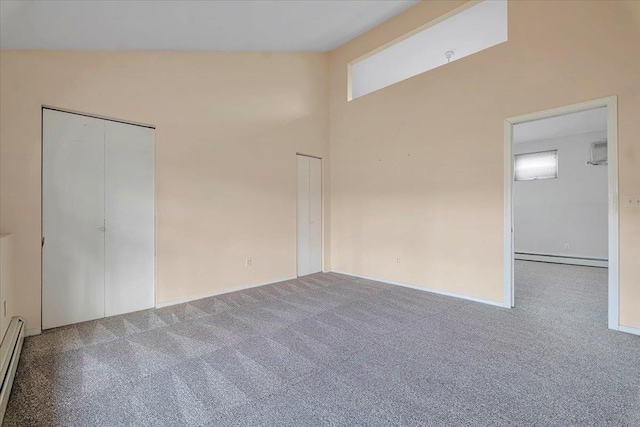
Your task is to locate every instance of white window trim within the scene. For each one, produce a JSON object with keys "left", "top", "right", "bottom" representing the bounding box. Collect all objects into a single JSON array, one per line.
[{"left": 347, "top": 0, "right": 502, "bottom": 101}]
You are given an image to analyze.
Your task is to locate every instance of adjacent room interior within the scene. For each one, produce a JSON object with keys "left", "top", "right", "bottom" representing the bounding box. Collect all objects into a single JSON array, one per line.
[
  {"left": 0, "top": 0, "right": 638, "bottom": 425},
  {"left": 512, "top": 107, "right": 612, "bottom": 325}
]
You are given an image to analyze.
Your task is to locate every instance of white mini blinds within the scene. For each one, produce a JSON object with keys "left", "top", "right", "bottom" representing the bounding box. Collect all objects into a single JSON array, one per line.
[
  {"left": 515, "top": 150, "right": 558, "bottom": 181},
  {"left": 349, "top": 0, "right": 508, "bottom": 100}
]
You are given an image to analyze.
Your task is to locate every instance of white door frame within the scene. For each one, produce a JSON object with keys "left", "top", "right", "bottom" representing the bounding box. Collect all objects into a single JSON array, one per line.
[
  {"left": 503, "top": 96, "right": 619, "bottom": 330},
  {"left": 295, "top": 153, "right": 323, "bottom": 277}
]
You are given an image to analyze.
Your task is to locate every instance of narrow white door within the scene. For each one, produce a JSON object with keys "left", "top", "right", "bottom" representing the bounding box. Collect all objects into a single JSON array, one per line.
[
  {"left": 43, "top": 109, "right": 106, "bottom": 329},
  {"left": 297, "top": 156, "right": 311, "bottom": 276},
  {"left": 308, "top": 157, "right": 322, "bottom": 274},
  {"left": 105, "top": 121, "right": 155, "bottom": 316},
  {"left": 297, "top": 155, "right": 322, "bottom": 276}
]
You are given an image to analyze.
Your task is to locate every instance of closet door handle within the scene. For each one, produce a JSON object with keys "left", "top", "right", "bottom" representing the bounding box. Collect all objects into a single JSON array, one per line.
[{"left": 99, "top": 227, "right": 106, "bottom": 232}]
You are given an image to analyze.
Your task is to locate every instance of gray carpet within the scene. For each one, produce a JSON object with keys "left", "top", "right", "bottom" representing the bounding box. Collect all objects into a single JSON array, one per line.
[{"left": 5, "top": 261, "right": 640, "bottom": 426}]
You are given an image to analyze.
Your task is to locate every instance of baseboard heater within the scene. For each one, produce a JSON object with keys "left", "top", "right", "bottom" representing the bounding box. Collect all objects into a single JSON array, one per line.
[
  {"left": 0, "top": 317, "right": 25, "bottom": 424},
  {"left": 515, "top": 253, "right": 608, "bottom": 268}
]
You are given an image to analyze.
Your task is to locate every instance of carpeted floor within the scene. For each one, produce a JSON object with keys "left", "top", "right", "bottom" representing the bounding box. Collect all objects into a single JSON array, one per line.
[{"left": 5, "top": 261, "right": 639, "bottom": 426}]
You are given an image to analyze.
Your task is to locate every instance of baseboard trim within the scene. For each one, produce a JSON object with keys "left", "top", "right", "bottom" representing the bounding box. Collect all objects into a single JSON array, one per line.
[
  {"left": 515, "top": 253, "right": 608, "bottom": 268},
  {"left": 25, "top": 328, "right": 41, "bottom": 337},
  {"left": 155, "top": 276, "right": 297, "bottom": 308},
  {"left": 332, "top": 271, "right": 507, "bottom": 308},
  {"left": 618, "top": 325, "right": 640, "bottom": 336}
]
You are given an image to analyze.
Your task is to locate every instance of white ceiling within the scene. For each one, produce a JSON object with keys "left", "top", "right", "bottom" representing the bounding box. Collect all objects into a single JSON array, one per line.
[
  {"left": 0, "top": 0, "right": 418, "bottom": 51},
  {"left": 514, "top": 108, "right": 608, "bottom": 144}
]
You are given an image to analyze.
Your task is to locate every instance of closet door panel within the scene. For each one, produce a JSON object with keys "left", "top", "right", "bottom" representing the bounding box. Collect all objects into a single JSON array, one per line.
[
  {"left": 297, "top": 156, "right": 311, "bottom": 276},
  {"left": 42, "top": 109, "right": 105, "bottom": 329},
  {"left": 308, "top": 157, "right": 322, "bottom": 274},
  {"left": 105, "top": 121, "right": 155, "bottom": 316}
]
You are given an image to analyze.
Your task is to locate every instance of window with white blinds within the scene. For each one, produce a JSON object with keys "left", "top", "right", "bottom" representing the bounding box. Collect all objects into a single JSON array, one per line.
[{"left": 514, "top": 150, "right": 558, "bottom": 181}]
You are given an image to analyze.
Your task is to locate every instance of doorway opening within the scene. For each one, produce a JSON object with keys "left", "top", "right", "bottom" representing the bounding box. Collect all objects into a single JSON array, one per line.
[{"left": 504, "top": 96, "right": 619, "bottom": 330}]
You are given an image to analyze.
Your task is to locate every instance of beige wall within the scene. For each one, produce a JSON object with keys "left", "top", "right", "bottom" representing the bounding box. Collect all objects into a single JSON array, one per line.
[
  {"left": 329, "top": 1, "right": 640, "bottom": 327},
  {"left": 0, "top": 51, "right": 330, "bottom": 331},
  {"left": 1, "top": 0, "right": 638, "bottom": 333}
]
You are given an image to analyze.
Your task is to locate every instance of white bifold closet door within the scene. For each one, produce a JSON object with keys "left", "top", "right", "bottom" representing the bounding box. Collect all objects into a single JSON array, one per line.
[
  {"left": 297, "top": 155, "right": 322, "bottom": 276},
  {"left": 43, "top": 110, "right": 106, "bottom": 329},
  {"left": 105, "top": 121, "right": 155, "bottom": 317},
  {"left": 42, "top": 109, "right": 154, "bottom": 329}
]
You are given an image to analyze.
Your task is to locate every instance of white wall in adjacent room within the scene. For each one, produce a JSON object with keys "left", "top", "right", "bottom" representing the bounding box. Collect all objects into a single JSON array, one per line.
[{"left": 514, "top": 130, "right": 608, "bottom": 260}]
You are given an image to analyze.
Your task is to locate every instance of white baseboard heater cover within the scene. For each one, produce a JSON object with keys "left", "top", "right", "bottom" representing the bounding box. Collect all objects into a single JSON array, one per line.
[{"left": 0, "top": 317, "right": 25, "bottom": 424}]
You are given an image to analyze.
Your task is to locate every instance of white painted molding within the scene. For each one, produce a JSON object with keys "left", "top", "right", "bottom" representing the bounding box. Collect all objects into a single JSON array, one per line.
[
  {"left": 515, "top": 253, "right": 608, "bottom": 268},
  {"left": 618, "top": 325, "right": 640, "bottom": 336},
  {"left": 43, "top": 105, "right": 155, "bottom": 129},
  {"left": 605, "top": 97, "right": 620, "bottom": 331},
  {"left": 332, "top": 270, "right": 507, "bottom": 308},
  {"left": 25, "top": 328, "right": 41, "bottom": 337},
  {"left": 504, "top": 95, "right": 619, "bottom": 331},
  {"left": 155, "top": 276, "right": 297, "bottom": 308},
  {"left": 504, "top": 118, "right": 515, "bottom": 308}
]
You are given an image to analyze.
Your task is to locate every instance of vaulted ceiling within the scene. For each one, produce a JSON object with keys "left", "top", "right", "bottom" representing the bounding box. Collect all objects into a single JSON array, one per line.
[{"left": 0, "top": 0, "right": 418, "bottom": 51}]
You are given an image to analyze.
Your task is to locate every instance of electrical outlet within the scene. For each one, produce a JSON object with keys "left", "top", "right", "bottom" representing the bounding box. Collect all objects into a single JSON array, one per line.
[
  {"left": 624, "top": 195, "right": 634, "bottom": 208},
  {"left": 624, "top": 195, "right": 640, "bottom": 208},
  {"left": 396, "top": 258, "right": 400, "bottom": 264},
  {"left": 245, "top": 258, "right": 252, "bottom": 267},
  {"left": 564, "top": 244, "right": 570, "bottom": 251}
]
